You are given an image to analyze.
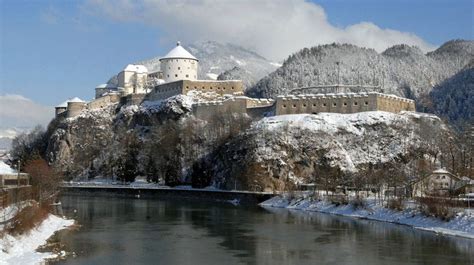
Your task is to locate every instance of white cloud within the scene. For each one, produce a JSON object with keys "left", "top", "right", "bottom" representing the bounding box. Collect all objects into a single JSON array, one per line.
[
  {"left": 85, "top": 0, "right": 436, "bottom": 60},
  {"left": 0, "top": 94, "right": 54, "bottom": 131}
]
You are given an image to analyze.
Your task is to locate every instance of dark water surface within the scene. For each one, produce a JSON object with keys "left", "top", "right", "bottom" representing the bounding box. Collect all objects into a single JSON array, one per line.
[{"left": 55, "top": 195, "right": 474, "bottom": 265}]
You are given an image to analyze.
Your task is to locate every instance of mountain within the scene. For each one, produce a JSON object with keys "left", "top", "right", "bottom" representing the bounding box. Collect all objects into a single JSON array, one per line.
[
  {"left": 130, "top": 41, "right": 279, "bottom": 89},
  {"left": 427, "top": 62, "right": 474, "bottom": 129},
  {"left": 246, "top": 40, "right": 474, "bottom": 102}
]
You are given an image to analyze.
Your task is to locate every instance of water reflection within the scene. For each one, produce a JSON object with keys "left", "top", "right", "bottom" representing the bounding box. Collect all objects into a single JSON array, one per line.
[{"left": 54, "top": 195, "right": 474, "bottom": 265}]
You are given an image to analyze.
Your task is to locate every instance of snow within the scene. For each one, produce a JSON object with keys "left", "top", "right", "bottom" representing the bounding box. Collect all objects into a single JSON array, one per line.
[
  {"left": 206, "top": 73, "right": 218, "bottom": 80},
  {"left": 261, "top": 196, "right": 474, "bottom": 239},
  {"left": 0, "top": 214, "right": 74, "bottom": 265},
  {"left": 68, "top": 97, "right": 84, "bottom": 103},
  {"left": 433, "top": 168, "right": 451, "bottom": 174},
  {"left": 123, "top": 64, "right": 148, "bottom": 74},
  {"left": 160, "top": 42, "right": 198, "bottom": 61},
  {"left": 0, "top": 161, "right": 16, "bottom": 174}
]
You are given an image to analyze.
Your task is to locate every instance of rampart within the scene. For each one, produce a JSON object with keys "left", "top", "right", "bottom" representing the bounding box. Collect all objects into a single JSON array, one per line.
[
  {"left": 275, "top": 92, "right": 415, "bottom": 115},
  {"left": 148, "top": 80, "right": 244, "bottom": 101},
  {"left": 88, "top": 93, "right": 121, "bottom": 109}
]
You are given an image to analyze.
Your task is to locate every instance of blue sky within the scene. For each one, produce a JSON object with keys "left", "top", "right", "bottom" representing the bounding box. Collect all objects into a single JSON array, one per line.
[{"left": 0, "top": 0, "right": 472, "bottom": 111}]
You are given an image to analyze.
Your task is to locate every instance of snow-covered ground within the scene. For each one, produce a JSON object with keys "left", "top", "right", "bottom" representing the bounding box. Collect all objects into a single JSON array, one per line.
[
  {"left": 0, "top": 214, "right": 74, "bottom": 265},
  {"left": 261, "top": 196, "right": 474, "bottom": 239}
]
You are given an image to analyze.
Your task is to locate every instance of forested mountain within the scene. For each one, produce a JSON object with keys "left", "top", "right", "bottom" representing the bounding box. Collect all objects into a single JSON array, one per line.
[{"left": 247, "top": 40, "right": 473, "bottom": 102}]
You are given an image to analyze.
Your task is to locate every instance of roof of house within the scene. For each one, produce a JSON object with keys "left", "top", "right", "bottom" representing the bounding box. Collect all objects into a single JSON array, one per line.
[
  {"left": 96, "top": 83, "right": 117, "bottom": 89},
  {"left": 160, "top": 41, "right": 198, "bottom": 61},
  {"left": 123, "top": 64, "right": 148, "bottom": 74}
]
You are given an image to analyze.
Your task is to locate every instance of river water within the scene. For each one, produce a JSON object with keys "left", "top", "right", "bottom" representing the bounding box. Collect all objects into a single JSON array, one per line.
[{"left": 54, "top": 195, "right": 474, "bottom": 265}]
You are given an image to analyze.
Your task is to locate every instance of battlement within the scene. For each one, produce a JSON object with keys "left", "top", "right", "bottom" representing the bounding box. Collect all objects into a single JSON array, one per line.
[{"left": 275, "top": 92, "right": 415, "bottom": 115}]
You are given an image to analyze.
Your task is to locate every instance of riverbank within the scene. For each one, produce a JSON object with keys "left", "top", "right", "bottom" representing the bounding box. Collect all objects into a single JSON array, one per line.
[
  {"left": 0, "top": 214, "right": 74, "bottom": 265},
  {"left": 261, "top": 196, "right": 474, "bottom": 239}
]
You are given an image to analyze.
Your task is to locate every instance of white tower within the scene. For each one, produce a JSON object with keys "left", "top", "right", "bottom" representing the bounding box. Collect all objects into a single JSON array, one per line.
[{"left": 160, "top": 41, "right": 198, "bottom": 83}]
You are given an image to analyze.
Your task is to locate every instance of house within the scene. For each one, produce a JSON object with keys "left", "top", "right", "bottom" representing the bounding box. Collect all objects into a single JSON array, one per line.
[
  {"left": 412, "top": 168, "right": 461, "bottom": 197},
  {"left": 454, "top": 177, "right": 474, "bottom": 196}
]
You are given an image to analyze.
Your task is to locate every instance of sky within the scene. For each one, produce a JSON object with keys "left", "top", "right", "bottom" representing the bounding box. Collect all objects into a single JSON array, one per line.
[{"left": 0, "top": 0, "right": 472, "bottom": 132}]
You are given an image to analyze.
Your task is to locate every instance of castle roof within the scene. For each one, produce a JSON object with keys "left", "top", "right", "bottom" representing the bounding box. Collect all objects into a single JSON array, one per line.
[
  {"left": 96, "top": 83, "right": 116, "bottom": 89},
  {"left": 123, "top": 64, "right": 148, "bottom": 74},
  {"left": 55, "top": 97, "right": 85, "bottom": 108},
  {"left": 160, "top": 41, "right": 198, "bottom": 61}
]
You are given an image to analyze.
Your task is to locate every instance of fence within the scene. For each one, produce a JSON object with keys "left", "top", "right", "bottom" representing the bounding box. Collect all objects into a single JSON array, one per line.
[{"left": 0, "top": 186, "right": 33, "bottom": 209}]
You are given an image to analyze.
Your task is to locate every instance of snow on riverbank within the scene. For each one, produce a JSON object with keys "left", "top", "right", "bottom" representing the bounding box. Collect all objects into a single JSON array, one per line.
[
  {"left": 0, "top": 214, "right": 74, "bottom": 265},
  {"left": 261, "top": 196, "right": 474, "bottom": 239}
]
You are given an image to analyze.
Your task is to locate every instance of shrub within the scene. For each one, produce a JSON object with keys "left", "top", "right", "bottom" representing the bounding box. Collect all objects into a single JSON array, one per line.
[
  {"left": 387, "top": 198, "right": 404, "bottom": 211},
  {"left": 328, "top": 194, "right": 348, "bottom": 206},
  {"left": 6, "top": 202, "right": 50, "bottom": 236},
  {"left": 417, "top": 197, "right": 455, "bottom": 221},
  {"left": 350, "top": 196, "right": 366, "bottom": 209}
]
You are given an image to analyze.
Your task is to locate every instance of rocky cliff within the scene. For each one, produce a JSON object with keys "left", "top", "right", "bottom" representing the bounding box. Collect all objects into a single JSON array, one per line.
[{"left": 45, "top": 93, "right": 446, "bottom": 191}]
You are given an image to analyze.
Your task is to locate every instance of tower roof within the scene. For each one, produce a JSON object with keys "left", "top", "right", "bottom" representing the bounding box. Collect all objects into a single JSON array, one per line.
[
  {"left": 55, "top": 97, "right": 85, "bottom": 108},
  {"left": 160, "top": 41, "right": 198, "bottom": 61}
]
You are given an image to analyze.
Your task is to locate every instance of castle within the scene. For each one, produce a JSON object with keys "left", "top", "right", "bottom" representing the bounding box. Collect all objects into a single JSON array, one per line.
[{"left": 55, "top": 42, "right": 415, "bottom": 119}]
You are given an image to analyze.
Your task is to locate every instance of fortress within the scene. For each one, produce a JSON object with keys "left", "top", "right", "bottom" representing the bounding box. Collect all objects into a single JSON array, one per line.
[{"left": 55, "top": 42, "right": 415, "bottom": 119}]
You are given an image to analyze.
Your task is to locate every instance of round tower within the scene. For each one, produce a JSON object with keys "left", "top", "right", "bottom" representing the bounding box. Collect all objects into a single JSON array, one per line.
[{"left": 159, "top": 41, "right": 198, "bottom": 83}]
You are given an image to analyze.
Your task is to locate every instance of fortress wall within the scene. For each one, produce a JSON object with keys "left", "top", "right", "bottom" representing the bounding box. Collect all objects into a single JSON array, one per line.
[
  {"left": 148, "top": 80, "right": 185, "bottom": 101},
  {"left": 182, "top": 80, "right": 244, "bottom": 96},
  {"left": 88, "top": 94, "right": 121, "bottom": 109},
  {"left": 120, "top": 93, "right": 147, "bottom": 106},
  {"left": 67, "top": 102, "right": 87, "bottom": 118},
  {"left": 192, "top": 98, "right": 247, "bottom": 120},
  {"left": 55, "top": 107, "right": 67, "bottom": 117},
  {"left": 275, "top": 93, "right": 415, "bottom": 115},
  {"left": 245, "top": 98, "right": 275, "bottom": 108},
  {"left": 375, "top": 94, "right": 415, "bottom": 112}
]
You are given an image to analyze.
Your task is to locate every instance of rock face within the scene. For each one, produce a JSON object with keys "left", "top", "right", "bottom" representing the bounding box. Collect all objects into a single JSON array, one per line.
[
  {"left": 246, "top": 40, "right": 474, "bottom": 101},
  {"left": 46, "top": 94, "right": 446, "bottom": 190},
  {"left": 194, "top": 112, "right": 446, "bottom": 191}
]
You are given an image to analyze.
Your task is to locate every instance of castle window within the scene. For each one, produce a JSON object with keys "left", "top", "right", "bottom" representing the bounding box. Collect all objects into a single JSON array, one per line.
[
  {"left": 343, "top": 102, "right": 347, "bottom": 106},
  {"left": 167, "top": 74, "right": 169, "bottom": 77},
  {"left": 186, "top": 86, "right": 189, "bottom": 89},
  {"left": 283, "top": 104, "right": 287, "bottom": 108},
  {"left": 210, "top": 87, "right": 213, "bottom": 89},
  {"left": 217, "top": 87, "right": 220, "bottom": 90},
  {"left": 293, "top": 104, "right": 296, "bottom": 108},
  {"left": 178, "top": 67, "right": 181, "bottom": 70},
  {"left": 231, "top": 87, "right": 234, "bottom": 89},
  {"left": 313, "top": 104, "right": 316, "bottom": 107},
  {"left": 175, "top": 74, "right": 178, "bottom": 77},
  {"left": 186, "top": 74, "right": 189, "bottom": 78},
  {"left": 303, "top": 104, "right": 307, "bottom": 107},
  {"left": 202, "top": 86, "right": 205, "bottom": 89},
  {"left": 323, "top": 103, "right": 327, "bottom": 107},
  {"left": 365, "top": 101, "right": 369, "bottom": 105},
  {"left": 333, "top": 103, "right": 337, "bottom": 106},
  {"left": 194, "top": 86, "right": 197, "bottom": 89},
  {"left": 354, "top": 102, "right": 358, "bottom": 106}
]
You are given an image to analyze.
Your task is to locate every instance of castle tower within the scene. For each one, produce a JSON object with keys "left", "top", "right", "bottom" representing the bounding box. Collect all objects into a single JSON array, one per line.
[{"left": 159, "top": 41, "right": 198, "bottom": 83}]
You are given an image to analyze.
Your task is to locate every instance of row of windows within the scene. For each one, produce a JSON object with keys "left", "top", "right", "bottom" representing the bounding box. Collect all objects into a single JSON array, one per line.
[
  {"left": 166, "top": 59, "right": 195, "bottom": 63},
  {"left": 166, "top": 74, "right": 196, "bottom": 78},
  {"left": 184, "top": 86, "right": 235, "bottom": 90},
  {"left": 282, "top": 101, "right": 369, "bottom": 108}
]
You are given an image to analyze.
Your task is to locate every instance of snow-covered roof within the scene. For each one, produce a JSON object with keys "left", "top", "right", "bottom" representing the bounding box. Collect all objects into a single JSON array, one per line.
[
  {"left": 123, "top": 64, "right": 148, "bottom": 74},
  {"left": 55, "top": 100, "right": 69, "bottom": 108},
  {"left": 432, "top": 168, "right": 451, "bottom": 174},
  {"left": 55, "top": 97, "right": 85, "bottom": 108},
  {"left": 96, "top": 83, "right": 116, "bottom": 89},
  {"left": 0, "top": 161, "right": 16, "bottom": 174},
  {"left": 160, "top": 41, "right": 198, "bottom": 61}
]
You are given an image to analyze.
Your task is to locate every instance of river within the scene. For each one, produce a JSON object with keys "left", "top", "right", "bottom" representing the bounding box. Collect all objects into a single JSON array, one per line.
[{"left": 53, "top": 195, "right": 474, "bottom": 265}]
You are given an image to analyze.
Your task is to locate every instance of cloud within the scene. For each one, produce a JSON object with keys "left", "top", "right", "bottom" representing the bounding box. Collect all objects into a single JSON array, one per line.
[
  {"left": 40, "top": 6, "right": 61, "bottom": 24},
  {"left": 84, "top": 0, "right": 436, "bottom": 60},
  {"left": 0, "top": 94, "right": 54, "bottom": 131}
]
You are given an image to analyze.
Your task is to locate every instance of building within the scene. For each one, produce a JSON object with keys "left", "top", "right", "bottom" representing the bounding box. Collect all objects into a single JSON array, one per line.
[
  {"left": 412, "top": 169, "right": 461, "bottom": 197},
  {"left": 159, "top": 41, "right": 198, "bottom": 83},
  {"left": 55, "top": 41, "right": 416, "bottom": 119},
  {"left": 117, "top": 64, "right": 149, "bottom": 95},
  {"left": 275, "top": 92, "right": 415, "bottom": 116}
]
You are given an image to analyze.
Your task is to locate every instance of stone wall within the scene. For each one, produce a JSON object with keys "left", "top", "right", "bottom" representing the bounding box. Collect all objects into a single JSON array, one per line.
[
  {"left": 67, "top": 102, "right": 87, "bottom": 118},
  {"left": 275, "top": 92, "right": 415, "bottom": 115},
  {"left": 88, "top": 94, "right": 121, "bottom": 109},
  {"left": 192, "top": 98, "right": 248, "bottom": 120},
  {"left": 181, "top": 80, "right": 244, "bottom": 96},
  {"left": 147, "top": 80, "right": 185, "bottom": 101}
]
